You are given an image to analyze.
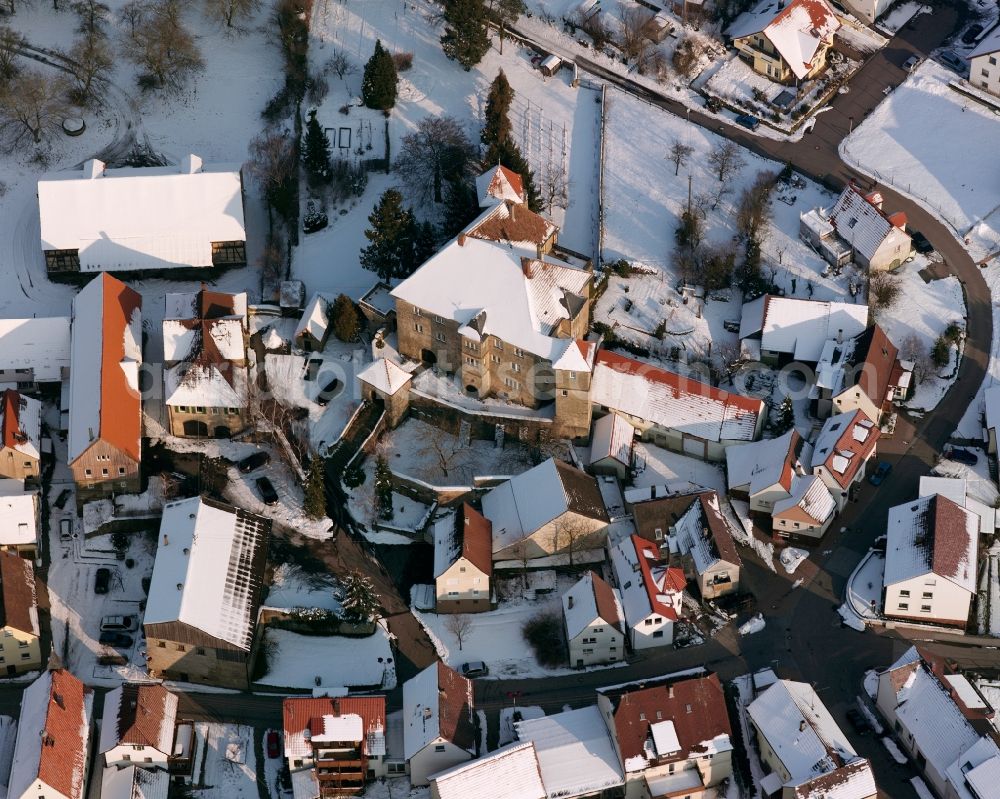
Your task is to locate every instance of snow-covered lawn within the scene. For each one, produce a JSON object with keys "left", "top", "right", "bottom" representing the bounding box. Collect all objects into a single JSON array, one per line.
[
  {"left": 978, "top": 541, "right": 1000, "bottom": 636},
  {"left": 263, "top": 564, "right": 341, "bottom": 613},
  {"left": 631, "top": 442, "right": 726, "bottom": 495},
  {"left": 841, "top": 60, "right": 1000, "bottom": 262},
  {"left": 877, "top": 3, "right": 931, "bottom": 35},
  {"left": 258, "top": 625, "right": 397, "bottom": 691},
  {"left": 193, "top": 724, "right": 258, "bottom": 799},
  {"left": 223, "top": 458, "right": 334, "bottom": 541},
  {"left": 358, "top": 779, "right": 429, "bottom": 799}
]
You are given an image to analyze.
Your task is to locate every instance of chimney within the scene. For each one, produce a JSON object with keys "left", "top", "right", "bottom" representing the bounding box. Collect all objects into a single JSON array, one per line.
[
  {"left": 799, "top": 720, "right": 807, "bottom": 732},
  {"left": 83, "top": 159, "right": 105, "bottom": 179},
  {"left": 836, "top": 328, "right": 843, "bottom": 344},
  {"left": 54, "top": 693, "right": 64, "bottom": 709},
  {"left": 457, "top": 234, "right": 466, "bottom": 247},
  {"left": 163, "top": 533, "right": 169, "bottom": 546},
  {"left": 181, "top": 154, "right": 203, "bottom": 174},
  {"left": 568, "top": 596, "right": 574, "bottom": 609}
]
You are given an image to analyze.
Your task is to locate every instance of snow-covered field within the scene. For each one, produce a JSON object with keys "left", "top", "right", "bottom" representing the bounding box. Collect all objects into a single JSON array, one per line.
[
  {"left": 842, "top": 61, "right": 1000, "bottom": 262},
  {"left": 193, "top": 724, "right": 259, "bottom": 799},
  {"left": 258, "top": 625, "right": 397, "bottom": 690}
]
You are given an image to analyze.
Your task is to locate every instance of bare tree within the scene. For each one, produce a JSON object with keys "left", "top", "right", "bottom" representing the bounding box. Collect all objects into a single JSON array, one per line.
[
  {"left": 66, "top": 30, "right": 112, "bottom": 105},
  {"left": 0, "top": 26, "right": 23, "bottom": 82},
  {"left": 72, "top": 0, "right": 109, "bottom": 35},
  {"left": 0, "top": 70, "right": 71, "bottom": 148},
  {"left": 672, "top": 36, "right": 703, "bottom": 79},
  {"left": 554, "top": 518, "right": 594, "bottom": 567},
  {"left": 245, "top": 128, "right": 297, "bottom": 226},
  {"left": 510, "top": 539, "right": 531, "bottom": 592},
  {"left": 541, "top": 163, "right": 570, "bottom": 213},
  {"left": 420, "top": 435, "right": 468, "bottom": 481},
  {"left": 118, "top": 0, "right": 147, "bottom": 37},
  {"left": 735, "top": 170, "right": 776, "bottom": 243},
  {"left": 1, "top": 0, "right": 35, "bottom": 15},
  {"left": 395, "top": 116, "right": 478, "bottom": 203},
  {"left": 204, "top": 0, "right": 260, "bottom": 29},
  {"left": 667, "top": 139, "right": 693, "bottom": 176},
  {"left": 708, "top": 140, "right": 745, "bottom": 184},
  {"left": 899, "top": 333, "right": 931, "bottom": 386},
  {"left": 869, "top": 270, "right": 902, "bottom": 316},
  {"left": 324, "top": 48, "right": 356, "bottom": 80},
  {"left": 618, "top": 5, "right": 653, "bottom": 62},
  {"left": 124, "top": 0, "right": 204, "bottom": 91},
  {"left": 444, "top": 613, "right": 472, "bottom": 650}
]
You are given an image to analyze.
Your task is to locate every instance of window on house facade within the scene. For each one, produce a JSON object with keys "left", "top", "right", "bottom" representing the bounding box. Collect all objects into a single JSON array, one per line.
[
  {"left": 898, "top": 603, "right": 909, "bottom": 611},
  {"left": 991, "top": 56, "right": 997, "bottom": 65},
  {"left": 984, "top": 68, "right": 990, "bottom": 77},
  {"left": 494, "top": 338, "right": 504, "bottom": 351},
  {"left": 922, "top": 592, "right": 933, "bottom": 599},
  {"left": 899, "top": 590, "right": 910, "bottom": 597},
  {"left": 515, "top": 348, "right": 525, "bottom": 357},
  {"left": 433, "top": 315, "right": 444, "bottom": 324},
  {"left": 512, "top": 363, "right": 520, "bottom": 373},
  {"left": 413, "top": 307, "right": 422, "bottom": 316},
  {"left": 414, "top": 323, "right": 424, "bottom": 333},
  {"left": 435, "top": 332, "right": 446, "bottom": 343},
  {"left": 434, "top": 745, "right": 446, "bottom": 753},
  {"left": 920, "top": 605, "right": 931, "bottom": 612}
]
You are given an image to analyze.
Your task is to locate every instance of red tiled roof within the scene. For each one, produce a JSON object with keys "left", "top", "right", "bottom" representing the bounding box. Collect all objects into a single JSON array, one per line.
[
  {"left": 590, "top": 570, "right": 622, "bottom": 633},
  {"left": 770, "top": 0, "right": 838, "bottom": 36},
  {"left": 0, "top": 390, "right": 21, "bottom": 450},
  {"left": 39, "top": 669, "right": 91, "bottom": 799},
  {"left": 494, "top": 165, "right": 525, "bottom": 202},
  {"left": 605, "top": 673, "right": 732, "bottom": 766},
  {"left": 818, "top": 410, "right": 879, "bottom": 489},
  {"left": 929, "top": 495, "right": 977, "bottom": 585},
  {"left": 467, "top": 201, "right": 554, "bottom": 247},
  {"left": 631, "top": 535, "right": 680, "bottom": 621},
  {"left": 459, "top": 503, "right": 493, "bottom": 578},
  {"left": 436, "top": 662, "right": 477, "bottom": 752},
  {"left": 283, "top": 696, "right": 387, "bottom": 758},
  {"left": 99, "top": 273, "right": 143, "bottom": 461},
  {"left": 0, "top": 551, "right": 36, "bottom": 635}
]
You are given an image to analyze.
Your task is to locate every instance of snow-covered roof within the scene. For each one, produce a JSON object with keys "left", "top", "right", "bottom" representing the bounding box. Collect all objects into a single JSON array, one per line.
[
  {"left": 99, "top": 684, "right": 178, "bottom": 755},
  {"left": 884, "top": 494, "right": 978, "bottom": 594},
  {"left": 431, "top": 741, "right": 545, "bottom": 799},
  {"left": 0, "top": 317, "right": 70, "bottom": 382},
  {"left": 743, "top": 296, "right": 869, "bottom": 363},
  {"left": 728, "top": 0, "right": 841, "bottom": 80},
  {"left": 145, "top": 497, "right": 270, "bottom": 650},
  {"left": 592, "top": 350, "right": 764, "bottom": 444},
  {"left": 402, "top": 662, "right": 475, "bottom": 760},
  {"left": 515, "top": 706, "right": 624, "bottom": 798},
  {"left": 433, "top": 504, "right": 492, "bottom": 579},
  {"left": 482, "top": 458, "right": 609, "bottom": 554},
  {"left": 590, "top": 412, "right": 635, "bottom": 467},
  {"left": 725, "top": 429, "right": 809, "bottom": 496},
  {"left": 609, "top": 534, "right": 683, "bottom": 628},
  {"left": 562, "top": 571, "right": 622, "bottom": 639},
  {"left": 475, "top": 165, "right": 526, "bottom": 208},
  {"left": 772, "top": 475, "right": 836, "bottom": 525},
  {"left": 390, "top": 210, "right": 590, "bottom": 364},
  {"left": 790, "top": 758, "right": 877, "bottom": 799},
  {"left": 0, "top": 550, "right": 38, "bottom": 636},
  {"left": 357, "top": 358, "right": 412, "bottom": 396},
  {"left": 101, "top": 766, "right": 169, "bottom": 799},
  {"left": 295, "top": 294, "right": 330, "bottom": 343},
  {"left": 668, "top": 492, "right": 742, "bottom": 575},
  {"left": 919, "top": 476, "right": 998, "bottom": 535},
  {"left": 37, "top": 156, "right": 245, "bottom": 272},
  {"left": 282, "top": 696, "right": 387, "bottom": 760},
  {"left": 163, "top": 318, "right": 245, "bottom": 362},
  {"left": 0, "top": 391, "right": 41, "bottom": 461},
  {"left": 947, "top": 736, "right": 1000, "bottom": 799},
  {"left": 969, "top": 24, "right": 1000, "bottom": 58},
  {"left": 0, "top": 481, "right": 38, "bottom": 546},
  {"left": 811, "top": 410, "right": 878, "bottom": 488},
  {"left": 747, "top": 679, "right": 858, "bottom": 784},
  {"left": 68, "top": 274, "right": 142, "bottom": 464},
  {"left": 164, "top": 361, "right": 248, "bottom": 408},
  {"left": 9, "top": 670, "right": 93, "bottom": 799},
  {"left": 828, "top": 186, "right": 906, "bottom": 261}
]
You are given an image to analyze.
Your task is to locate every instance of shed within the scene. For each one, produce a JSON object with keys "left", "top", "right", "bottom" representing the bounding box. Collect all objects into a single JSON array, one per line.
[
  {"left": 590, "top": 412, "right": 634, "bottom": 480},
  {"left": 540, "top": 55, "right": 563, "bottom": 76}
]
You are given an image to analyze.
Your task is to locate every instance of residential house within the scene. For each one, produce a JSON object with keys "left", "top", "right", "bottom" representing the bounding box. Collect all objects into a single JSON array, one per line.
[
  {"left": 99, "top": 683, "right": 180, "bottom": 770},
  {"left": 38, "top": 155, "right": 246, "bottom": 273},
  {"left": 100, "top": 766, "right": 169, "bottom": 799},
  {"left": 358, "top": 282, "right": 396, "bottom": 330},
  {"left": 295, "top": 295, "right": 331, "bottom": 352},
  {"left": 0, "top": 317, "right": 70, "bottom": 392},
  {"left": 838, "top": 0, "right": 893, "bottom": 24},
  {"left": 562, "top": 570, "right": 624, "bottom": 667},
  {"left": 0, "top": 391, "right": 41, "bottom": 481},
  {"left": 739, "top": 295, "right": 869, "bottom": 365},
  {"left": 984, "top": 384, "right": 1000, "bottom": 455},
  {"left": 811, "top": 324, "right": 912, "bottom": 421},
  {"left": 482, "top": 458, "right": 610, "bottom": 562},
  {"left": 589, "top": 411, "right": 635, "bottom": 479},
  {"left": 515, "top": 706, "right": 625, "bottom": 799},
  {"left": 390, "top": 170, "right": 595, "bottom": 437},
  {"left": 968, "top": 28, "right": 1000, "bottom": 98},
  {"left": 828, "top": 186, "right": 913, "bottom": 271},
  {"left": 144, "top": 496, "right": 271, "bottom": 689},
  {"left": 475, "top": 164, "right": 526, "bottom": 207},
  {"left": 810, "top": 410, "right": 879, "bottom": 511},
  {"left": 0, "top": 551, "right": 40, "bottom": 674},
  {"left": 771, "top": 475, "right": 837, "bottom": 542},
  {"left": 591, "top": 350, "right": 766, "bottom": 462},
  {"left": 429, "top": 742, "right": 545, "bottom": 799},
  {"left": 356, "top": 358, "right": 413, "bottom": 428},
  {"left": 402, "top": 663, "right": 476, "bottom": 786},
  {"left": 596, "top": 670, "right": 733, "bottom": 799},
  {"left": 919, "top": 475, "right": 998, "bottom": 536},
  {"left": 433, "top": 503, "right": 493, "bottom": 613},
  {"left": 608, "top": 534, "right": 685, "bottom": 650},
  {"left": 747, "top": 679, "right": 877, "bottom": 799},
  {"left": 0, "top": 480, "right": 40, "bottom": 559},
  {"left": 282, "top": 696, "right": 389, "bottom": 798},
  {"left": 67, "top": 273, "right": 142, "bottom": 503},
  {"left": 7, "top": 669, "right": 94, "bottom": 799},
  {"left": 883, "top": 494, "right": 978, "bottom": 629},
  {"left": 726, "top": 429, "right": 812, "bottom": 515},
  {"left": 875, "top": 648, "right": 1000, "bottom": 799},
  {"left": 162, "top": 288, "right": 249, "bottom": 439},
  {"left": 727, "top": 0, "right": 841, "bottom": 84}
]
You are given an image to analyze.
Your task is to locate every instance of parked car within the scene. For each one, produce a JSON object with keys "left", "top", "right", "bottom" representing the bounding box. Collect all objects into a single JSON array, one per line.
[
  {"left": 460, "top": 661, "right": 489, "bottom": 678},
  {"left": 902, "top": 54, "right": 921, "bottom": 73},
  {"left": 100, "top": 615, "right": 135, "bottom": 632},
  {"left": 99, "top": 631, "right": 133, "bottom": 649},
  {"left": 94, "top": 567, "right": 111, "bottom": 595},
  {"left": 939, "top": 50, "right": 966, "bottom": 73},
  {"left": 947, "top": 446, "right": 979, "bottom": 465},
  {"left": 256, "top": 476, "right": 279, "bottom": 506},
  {"left": 316, "top": 378, "right": 342, "bottom": 407},
  {"left": 59, "top": 518, "right": 73, "bottom": 541},
  {"left": 845, "top": 707, "right": 871, "bottom": 734},
  {"left": 868, "top": 461, "right": 892, "bottom": 486},
  {"left": 266, "top": 731, "right": 281, "bottom": 759},
  {"left": 911, "top": 230, "right": 933, "bottom": 254},
  {"left": 962, "top": 23, "right": 984, "bottom": 45},
  {"left": 238, "top": 451, "right": 271, "bottom": 474},
  {"left": 735, "top": 113, "right": 760, "bottom": 131},
  {"left": 54, "top": 489, "right": 71, "bottom": 509},
  {"left": 305, "top": 358, "right": 323, "bottom": 381}
]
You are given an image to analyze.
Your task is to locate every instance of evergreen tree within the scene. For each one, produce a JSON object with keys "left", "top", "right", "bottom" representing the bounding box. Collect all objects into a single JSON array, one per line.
[
  {"left": 331, "top": 293, "right": 362, "bottom": 342},
  {"left": 303, "top": 456, "right": 327, "bottom": 520},
  {"left": 374, "top": 455, "right": 394, "bottom": 521},
  {"left": 441, "top": 177, "right": 481, "bottom": 239},
  {"left": 361, "top": 39, "right": 398, "bottom": 111},
  {"left": 413, "top": 220, "right": 438, "bottom": 267},
  {"left": 302, "top": 110, "right": 331, "bottom": 186},
  {"left": 340, "top": 570, "right": 381, "bottom": 623},
  {"left": 481, "top": 70, "right": 514, "bottom": 153},
  {"left": 773, "top": 395, "right": 795, "bottom": 435},
  {"left": 441, "top": 0, "right": 491, "bottom": 70},
  {"left": 360, "top": 188, "right": 416, "bottom": 281}
]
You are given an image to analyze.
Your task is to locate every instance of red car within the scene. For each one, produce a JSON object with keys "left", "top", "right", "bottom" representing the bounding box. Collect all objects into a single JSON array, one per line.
[{"left": 266, "top": 730, "right": 281, "bottom": 759}]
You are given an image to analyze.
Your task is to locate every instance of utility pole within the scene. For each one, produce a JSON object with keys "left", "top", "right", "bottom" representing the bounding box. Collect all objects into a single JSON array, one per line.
[{"left": 687, "top": 173, "right": 692, "bottom": 216}]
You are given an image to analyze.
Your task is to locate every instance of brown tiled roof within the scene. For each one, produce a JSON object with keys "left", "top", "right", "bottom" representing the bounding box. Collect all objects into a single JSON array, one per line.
[
  {"left": 0, "top": 551, "right": 36, "bottom": 635},
  {"left": 589, "top": 570, "right": 622, "bottom": 633},
  {"left": 697, "top": 493, "right": 743, "bottom": 568},
  {"left": 112, "top": 684, "right": 177, "bottom": 751},
  {"left": 39, "top": 669, "right": 91, "bottom": 799},
  {"left": 196, "top": 287, "right": 240, "bottom": 320},
  {"left": 467, "top": 201, "right": 555, "bottom": 247},
  {"left": 437, "top": 662, "right": 477, "bottom": 751},
  {"left": 631, "top": 491, "right": 742, "bottom": 569},
  {"left": 99, "top": 273, "right": 143, "bottom": 462},
  {"left": 459, "top": 503, "right": 493, "bottom": 578},
  {"left": 849, "top": 325, "right": 899, "bottom": 410},
  {"left": 282, "top": 696, "right": 386, "bottom": 758},
  {"left": 490, "top": 165, "right": 525, "bottom": 202},
  {"left": 818, "top": 410, "right": 879, "bottom": 489},
  {"left": 0, "top": 390, "right": 23, "bottom": 451},
  {"left": 887, "top": 661, "right": 920, "bottom": 695},
  {"left": 554, "top": 459, "right": 610, "bottom": 523},
  {"left": 791, "top": 758, "right": 875, "bottom": 799},
  {"left": 604, "top": 673, "right": 732, "bottom": 766},
  {"left": 930, "top": 495, "right": 977, "bottom": 584}
]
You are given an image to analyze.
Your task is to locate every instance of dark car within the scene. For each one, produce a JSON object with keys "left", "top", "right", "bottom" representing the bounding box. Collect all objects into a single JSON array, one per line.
[
  {"left": 54, "top": 489, "right": 71, "bottom": 509},
  {"left": 256, "top": 476, "right": 279, "bottom": 506},
  {"left": 266, "top": 731, "right": 281, "bottom": 759},
  {"left": 948, "top": 446, "right": 979, "bottom": 465},
  {"left": 94, "top": 567, "right": 111, "bottom": 595},
  {"left": 963, "top": 24, "right": 984, "bottom": 45},
  {"left": 939, "top": 50, "right": 966, "bottom": 73},
  {"left": 316, "top": 378, "right": 342, "bottom": 407},
  {"left": 845, "top": 707, "right": 871, "bottom": 734},
  {"left": 735, "top": 113, "right": 760, "bottom": 131},
  {"left": 460, "top": 661, "right": 489, "bottom": 678},
  {"left": 911, "top": 230, "right": 933, "bottom": 254},
  {"left": 99, "top": 631, "right": 133, "bottom": 649},
  {"left": 238, "top": 451, "right": 271, "bottom": 474},
  {"left": 868, "top": 461, "right": 892, "bottom": 486}
]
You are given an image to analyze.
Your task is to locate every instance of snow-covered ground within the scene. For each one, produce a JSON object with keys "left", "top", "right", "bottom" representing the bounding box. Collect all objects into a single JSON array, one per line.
[
  {"left": 978, "top": 541, "right": 1000, "bottom": 637},
  {"left": 358, "top": 779, "right": 430, "bottom": 799},
  {"left": 844, "top": 551, "right": 885, "bottom": 624},
  {"left": 193, "top": 724, "right": 259, "bottom": 799},
  {"left": 261, "top": 729, "right": 290, "bottom": 799},
  {"left": 631, "top": 442, "right": 726, "bottom": 495},
  {"left": 263, "top": 564, "right": 341, "bottom": 613},
  {"left": 778, "top": 547, "right": 808, "bottom": 574},
  {"left": 956, "top": 265, "right": 1000, "bottom": 439},
  {"left": 0, "top": 716, "right": 16, "bottom": 795},
  {"left": 877, "top": 3, "right": 931, "bottom": 35},
  {"left": 738, "top": 613, "right": 765, "bottom": 636},
  {"left": 257, "top": 625, "right": 397, "bottom": 690},
  {"left": 841, "top": 60, "right": 1000, "bottom": 262}
]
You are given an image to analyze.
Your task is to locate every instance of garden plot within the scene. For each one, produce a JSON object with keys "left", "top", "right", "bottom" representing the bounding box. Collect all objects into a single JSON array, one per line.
[
  {"left": 192, "top": 724, "right": 258, "bottom": 799},
  {"left": 257, "top": 625, "right": 397, "bottom": 691},
  {"left": 841, "top": 60, "right": 1000, "bottom": 262}
]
